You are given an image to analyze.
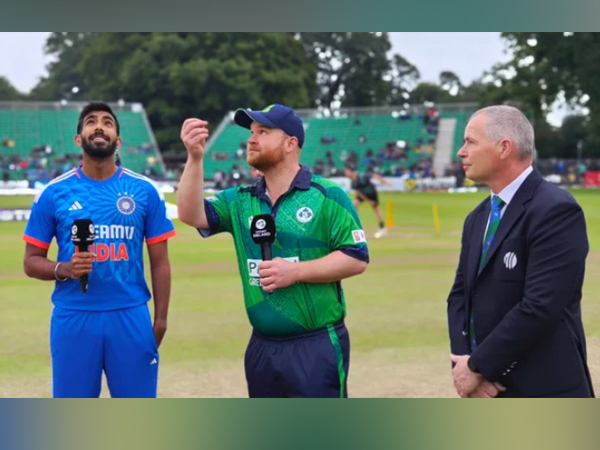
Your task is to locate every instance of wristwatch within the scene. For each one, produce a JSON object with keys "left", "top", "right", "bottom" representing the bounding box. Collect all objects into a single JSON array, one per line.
[{"left": 467, "top": 358, "right": 480, "bottom": 374}]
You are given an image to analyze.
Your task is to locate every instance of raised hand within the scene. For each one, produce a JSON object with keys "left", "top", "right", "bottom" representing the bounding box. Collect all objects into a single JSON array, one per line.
[{"left": 181, "top": 119, "right": 210, "bottom": 161}]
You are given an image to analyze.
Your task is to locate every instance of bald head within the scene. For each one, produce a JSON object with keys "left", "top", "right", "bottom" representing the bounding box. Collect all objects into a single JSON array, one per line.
[{"left": 471, "top": 105, "right": 535, "bottom": 162}]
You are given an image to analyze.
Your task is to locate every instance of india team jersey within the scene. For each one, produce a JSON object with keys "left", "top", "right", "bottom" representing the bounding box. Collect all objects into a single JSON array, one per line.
[
  {"left": 23, "top": 166, "right": 176, "bottom": 311},
  {"left": 201, "top": 166, "right": 369, "bottom": 336}
]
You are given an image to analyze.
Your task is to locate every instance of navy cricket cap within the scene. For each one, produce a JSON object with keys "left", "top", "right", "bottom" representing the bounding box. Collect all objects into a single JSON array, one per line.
[{"left": 234, "top": 104, "right": 305, "bottom": 148}]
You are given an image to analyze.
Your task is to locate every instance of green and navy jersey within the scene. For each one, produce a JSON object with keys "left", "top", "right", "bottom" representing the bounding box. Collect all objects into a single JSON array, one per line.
[
  {"left": 23, "top": 167, "right": 176, "bottom": 311},
  {"left": 200, "top": 166, "right": 369, "bottom": 336}
]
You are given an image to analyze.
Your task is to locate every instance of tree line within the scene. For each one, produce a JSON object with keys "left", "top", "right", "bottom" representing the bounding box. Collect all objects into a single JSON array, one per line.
[{"left": 1, "top": 32, "right": 598, "bottom": 158}]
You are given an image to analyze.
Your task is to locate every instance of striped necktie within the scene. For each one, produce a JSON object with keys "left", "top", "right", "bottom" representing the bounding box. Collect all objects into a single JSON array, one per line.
[
  {"left": 480, "top": 196, "right": 506, "bottom": 271},
  {"left": 470, "top": 195, "right": 505, "bottom": 351}
]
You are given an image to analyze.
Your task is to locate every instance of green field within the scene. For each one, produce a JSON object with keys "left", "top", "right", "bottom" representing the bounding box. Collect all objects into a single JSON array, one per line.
[{"left": 1, "top": 190, "right": 599, "bottom": 397}]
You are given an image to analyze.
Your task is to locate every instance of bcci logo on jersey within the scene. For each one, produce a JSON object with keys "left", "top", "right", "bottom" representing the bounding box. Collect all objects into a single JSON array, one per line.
[{"left": 117, "top": 194, "right": 136, "bottom": 216}]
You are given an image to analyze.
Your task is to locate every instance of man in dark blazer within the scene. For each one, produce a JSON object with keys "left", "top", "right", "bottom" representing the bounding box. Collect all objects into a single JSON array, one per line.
[{"left": 448, "top": 105, "right": 594, "bottom": 398}]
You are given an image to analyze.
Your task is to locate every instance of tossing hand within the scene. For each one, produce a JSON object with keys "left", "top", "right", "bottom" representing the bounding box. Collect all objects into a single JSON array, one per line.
[{"left": 181, "top": 118, "right": 210, "bottom": 161}]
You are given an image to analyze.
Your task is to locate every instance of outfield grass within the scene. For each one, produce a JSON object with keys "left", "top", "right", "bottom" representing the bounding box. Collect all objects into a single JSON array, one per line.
[{"left": 1, "top": 190, "right": 599, "bottom": 397}]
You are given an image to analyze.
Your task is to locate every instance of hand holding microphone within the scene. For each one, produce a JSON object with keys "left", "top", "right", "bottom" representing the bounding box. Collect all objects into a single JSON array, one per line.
[
  {"left": 69, "top": 219, "right": 96, "bottom": 293},
  {"left": 250, "top": 215, "right": 297, "bottom": 293}
]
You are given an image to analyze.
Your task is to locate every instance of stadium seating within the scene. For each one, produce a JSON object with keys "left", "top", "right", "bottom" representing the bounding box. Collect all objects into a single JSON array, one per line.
[
  {"left": 439, "top": 111, "right": 471, "bottom": 161},
  {"left": 0, "top": 107, "right": 161, "bottom": 179},
  {"left": 205, "top": 113, "right": 437, "bottom": 178}
]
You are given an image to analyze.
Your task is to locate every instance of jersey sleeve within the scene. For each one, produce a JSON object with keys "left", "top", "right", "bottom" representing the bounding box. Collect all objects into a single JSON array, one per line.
[
  {"left": 326, "top": 185, "right": 370, "bottom": 263},
  {"left": 22, "top": 187, "right": 55, "bottom": 250},
  {"left": 145, "top": 183, "right": 176, "bottom": 245},
  {"left": 198, "top": 188, "right": 237, "bottom": 238}
]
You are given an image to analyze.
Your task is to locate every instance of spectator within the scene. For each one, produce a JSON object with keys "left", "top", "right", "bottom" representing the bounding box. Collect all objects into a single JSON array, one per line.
[
  {"left": 578, "top": 161, "right": 587, "bottom": 183},
  {"left": 325, "top": 151, "right": 335, "bottom": 168},
  {"left": 377, "top": 148, "right": 387, "bottom": 165},
  {"left": 227, "top": 164, "right": 246, "bottom": 188},
  {"left": 320, "top": 136, "right": 337, "bottom": 144},
  {"left": 362, "top": 150, "right": 375, "bottom": 169},
  {"left": 213, "top": 170, "right": 225, "bottom": 190},
  {"left": 313, "top": 160, "right": 325, "bottom": 176},
  {"left": 347, "top": 150, "right": 358, "bottom": 165}
]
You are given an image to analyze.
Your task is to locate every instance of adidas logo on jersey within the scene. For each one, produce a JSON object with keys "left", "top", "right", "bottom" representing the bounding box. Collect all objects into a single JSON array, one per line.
[
  {"left": 150, "top": 358, "right": 158, "bottom": 365},
  {"left": 68, "top": 201, "right": 83, "bottom": 211}
]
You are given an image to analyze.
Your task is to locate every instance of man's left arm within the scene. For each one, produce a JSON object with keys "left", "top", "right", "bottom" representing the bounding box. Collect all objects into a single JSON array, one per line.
[
  {"left": 144, "top": 184, "right": 176, "bottom": 348},
  {"left": 259, "top": 251, "right": 366, "bottom": 292},
  {"left": 469, "top": 200, "right": 588, "bottom": 382},
  {"left": 148, "top": 241, "right": 171, "bottom": 348},
  {"left": 296, "top": 251, "right": 367, "bottom": 283}
]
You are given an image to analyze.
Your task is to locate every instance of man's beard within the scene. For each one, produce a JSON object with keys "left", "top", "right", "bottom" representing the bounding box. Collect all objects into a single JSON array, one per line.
[
  {"left": 81, "top": 134, "right": 118, "bottom": 161},
  {"left": 246, "top": 147, "right": 284, "bottom": 172}
]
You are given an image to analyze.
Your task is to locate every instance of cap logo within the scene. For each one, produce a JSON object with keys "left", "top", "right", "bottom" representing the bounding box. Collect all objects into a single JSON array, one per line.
[{"left": 262, "top": 105, "right": 275, "bottom": 113}]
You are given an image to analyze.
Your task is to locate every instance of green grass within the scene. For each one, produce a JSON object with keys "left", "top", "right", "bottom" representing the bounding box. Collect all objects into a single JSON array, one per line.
[
  {"left": 1, "top": 190, "right": 599, "bottom": 397},
  {"left": 0, "top": 195, "right": 37, "bottom": 209}
]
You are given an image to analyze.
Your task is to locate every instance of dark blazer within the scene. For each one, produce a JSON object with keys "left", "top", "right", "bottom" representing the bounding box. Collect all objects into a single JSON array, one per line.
[{"left": 447, "top": 169, "right": 594, "bottom": 398}]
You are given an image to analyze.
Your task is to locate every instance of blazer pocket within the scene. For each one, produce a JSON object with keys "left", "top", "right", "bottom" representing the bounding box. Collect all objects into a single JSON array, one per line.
[{"left": 498, "top": 238, "right": 526, "bottom": 281}]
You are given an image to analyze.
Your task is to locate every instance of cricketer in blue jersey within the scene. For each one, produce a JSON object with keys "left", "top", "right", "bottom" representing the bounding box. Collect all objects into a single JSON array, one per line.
[{"left": 22, "top": 103, "right": 175, "bottom": 398}]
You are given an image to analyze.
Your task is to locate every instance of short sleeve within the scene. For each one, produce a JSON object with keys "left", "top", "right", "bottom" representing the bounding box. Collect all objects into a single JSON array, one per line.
[
  {"left": 326, "top": 185, "right": 370, "bottom": 263},
  {"left": 23, "top": 187, "right": 55, "bottom": 250},
  {"left": 145, "top": 183, "right": 176, "bottom": 245},
  {"left": 198, "top": 188, "right": 237, "bottom": 238}
]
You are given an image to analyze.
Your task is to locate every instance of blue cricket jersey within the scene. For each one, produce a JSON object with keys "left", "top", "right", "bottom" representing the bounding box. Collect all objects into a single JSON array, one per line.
[{"left": 23, "top": 166, "right": 176, "bottom": 311}]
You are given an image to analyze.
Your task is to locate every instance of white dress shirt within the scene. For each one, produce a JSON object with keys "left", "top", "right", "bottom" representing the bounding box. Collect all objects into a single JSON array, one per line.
[{"left": 483, "top": 166, "right": 533, "bottom": 239}]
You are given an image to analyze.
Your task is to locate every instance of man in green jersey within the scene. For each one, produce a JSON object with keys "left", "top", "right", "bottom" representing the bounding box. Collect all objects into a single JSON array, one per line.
[{"left": 177, "top": 104, "right": 369, "bottom": 398}]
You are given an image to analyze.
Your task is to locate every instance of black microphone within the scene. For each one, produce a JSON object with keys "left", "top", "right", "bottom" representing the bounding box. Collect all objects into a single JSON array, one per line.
[
  {"left": 250, "top": 215, "right": 276, "bottom": 261},
  {"left": 70, "top": 219, "right": 96, "bottom": 293}
]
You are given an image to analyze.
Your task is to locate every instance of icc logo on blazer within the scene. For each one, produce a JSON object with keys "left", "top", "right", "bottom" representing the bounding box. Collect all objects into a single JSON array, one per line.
[{"left": 504, "top": 252, "right": 518, "bottom": 270}]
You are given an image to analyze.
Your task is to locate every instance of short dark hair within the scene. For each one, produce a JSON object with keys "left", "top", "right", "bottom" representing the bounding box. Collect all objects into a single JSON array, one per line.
[{"left": 77, "top": 102, "right": 120, "bottom": 136}]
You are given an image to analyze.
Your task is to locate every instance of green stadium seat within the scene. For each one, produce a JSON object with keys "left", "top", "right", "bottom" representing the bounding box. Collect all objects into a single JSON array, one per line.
[
  {"left": 0, "top": 107, "right": 160, "bottom": 177},
  {"left": 205, "top": 113, "right": 437, "bottom": 178}
]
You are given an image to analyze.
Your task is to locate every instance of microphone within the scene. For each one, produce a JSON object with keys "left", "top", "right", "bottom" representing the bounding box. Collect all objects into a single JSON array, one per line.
[
  {"left": 250, "top": 215, "right": 276, "bottom": 261},
  {"left": 70, "top": 219, "right": 96, "bottom": 293}
]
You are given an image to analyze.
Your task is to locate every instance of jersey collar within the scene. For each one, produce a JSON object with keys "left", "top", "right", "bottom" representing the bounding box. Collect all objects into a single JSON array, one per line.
[{"left": 254, "top": 165, "right": 312, "bottom": 199}]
